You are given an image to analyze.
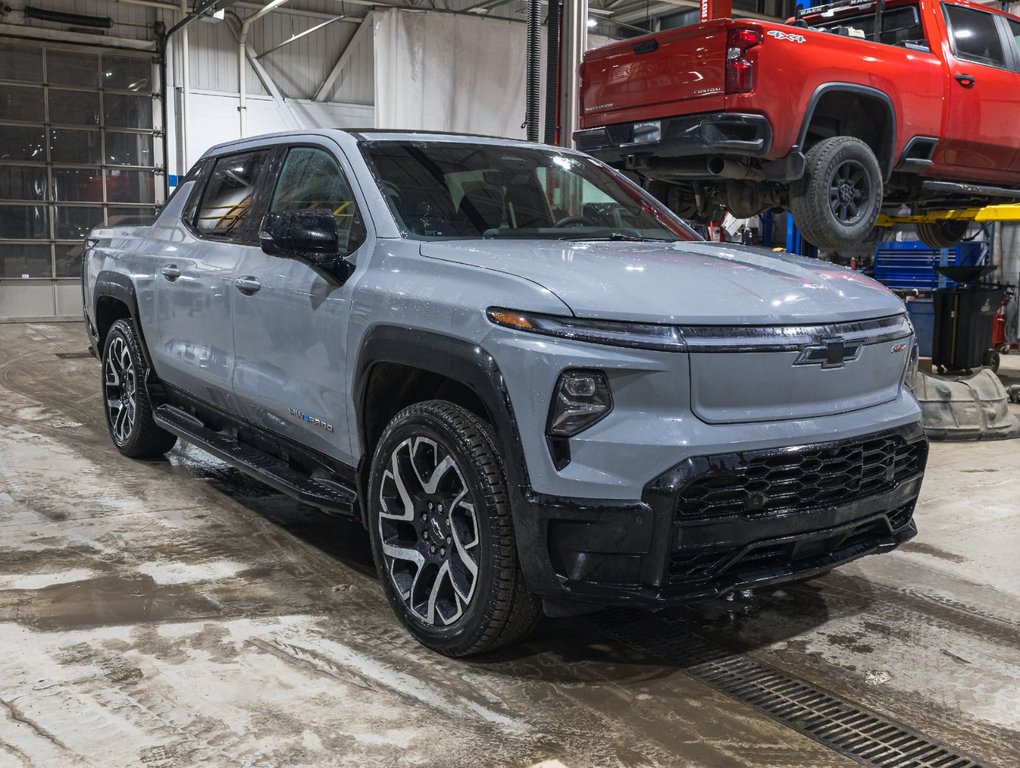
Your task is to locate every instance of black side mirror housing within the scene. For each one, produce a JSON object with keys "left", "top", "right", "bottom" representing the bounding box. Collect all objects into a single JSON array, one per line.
[{"left": 259, "top": 209, "right": 340, "bottom": 267}]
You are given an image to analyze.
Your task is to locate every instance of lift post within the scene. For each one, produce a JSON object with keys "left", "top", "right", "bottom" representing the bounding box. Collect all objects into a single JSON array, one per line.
[{"left": 700, "top": 0, "right": 732, "bottom": 21}]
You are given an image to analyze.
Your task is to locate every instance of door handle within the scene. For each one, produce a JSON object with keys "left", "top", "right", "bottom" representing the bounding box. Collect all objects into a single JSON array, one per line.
[
  {"left": 234, "top": 276, "right": 261, "bottom": 295},
  {"left": 955, "top": 73, "right": 976, "bottom": 88},
  {"left": 159, "top": 264, "right": 180, "bottom": 281}
]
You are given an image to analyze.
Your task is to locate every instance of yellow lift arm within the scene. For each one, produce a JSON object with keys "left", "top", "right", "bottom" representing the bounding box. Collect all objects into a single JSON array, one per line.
[{"left": 876, "top": 203, "right": 1020, "bottom": 226}]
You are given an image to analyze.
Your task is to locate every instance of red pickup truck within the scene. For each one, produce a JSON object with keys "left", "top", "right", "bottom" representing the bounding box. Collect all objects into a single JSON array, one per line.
[{"left": 576, "top": 0, "right": 1020, "bottom": 250}]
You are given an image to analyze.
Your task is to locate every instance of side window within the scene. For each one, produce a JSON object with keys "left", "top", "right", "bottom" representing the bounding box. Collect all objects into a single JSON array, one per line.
[
  {"left": 270, "top": 147, "right": 366, "bottom": 254},
  {"left": 195, "top": 149, "right": 271, "bottom": 237},
  {"left": 944, "top": 5, "right": 1008, "bottom": 68},
  {"left": 1009, "top": 18, "right": 1020, "bottom": 61}
]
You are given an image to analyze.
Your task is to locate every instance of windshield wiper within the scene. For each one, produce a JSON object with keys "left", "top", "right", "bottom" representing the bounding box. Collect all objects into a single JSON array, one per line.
[{"left": 558, "top": 232, "right": 671, "bottom": 242}]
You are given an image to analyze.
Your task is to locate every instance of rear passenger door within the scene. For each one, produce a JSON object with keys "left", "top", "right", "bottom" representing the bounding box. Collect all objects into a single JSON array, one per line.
[
  {"left": 230, "top": 142, "right": 370, "bottom": 465},
  {"left": 152, "top": 148, "right": 272, "bottom": 406}
]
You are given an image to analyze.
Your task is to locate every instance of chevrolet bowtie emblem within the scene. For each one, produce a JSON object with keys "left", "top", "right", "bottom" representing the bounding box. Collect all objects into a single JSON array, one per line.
[{"left": 794, "top": 337, "right": 862, "bottom": 369}]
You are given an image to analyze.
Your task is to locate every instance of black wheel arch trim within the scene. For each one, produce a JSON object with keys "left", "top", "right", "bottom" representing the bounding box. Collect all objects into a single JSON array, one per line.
[
  {"left": 353, "top": 326, "right": 532, "bottom": 526},
  {"left": 92, "top": 271, "right": 156, "bottom": 371},
  {"left": 796, "top": 83, "right": 897, "bottom": 181}
]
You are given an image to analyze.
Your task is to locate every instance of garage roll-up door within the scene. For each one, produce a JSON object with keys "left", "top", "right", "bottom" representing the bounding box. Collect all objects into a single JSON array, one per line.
[{"left": 0, "top": 40, "right": 163, "bottom": 320}]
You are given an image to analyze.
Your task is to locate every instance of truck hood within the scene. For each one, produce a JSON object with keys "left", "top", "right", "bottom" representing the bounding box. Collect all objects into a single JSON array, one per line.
[{"left": 420, "top": 239, "right": 904, "bottom": 324}]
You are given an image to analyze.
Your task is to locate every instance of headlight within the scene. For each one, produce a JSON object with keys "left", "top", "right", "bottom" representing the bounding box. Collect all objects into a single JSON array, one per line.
[
  {"left": 486, "top": 308, "right": 684, "bottom": 352},
  {"left": 547, "top": 370, "right": 613, "bottom": 437}
]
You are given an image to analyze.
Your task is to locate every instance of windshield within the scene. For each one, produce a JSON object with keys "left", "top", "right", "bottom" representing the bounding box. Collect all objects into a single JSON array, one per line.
[{"left": 359, "top": 140, "right": 698, "bottom": 242}]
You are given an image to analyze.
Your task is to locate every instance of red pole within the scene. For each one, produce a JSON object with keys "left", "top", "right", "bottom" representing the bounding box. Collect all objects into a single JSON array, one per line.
[{"left": 700, "top": 0, "right": 732, "bottom": 22}]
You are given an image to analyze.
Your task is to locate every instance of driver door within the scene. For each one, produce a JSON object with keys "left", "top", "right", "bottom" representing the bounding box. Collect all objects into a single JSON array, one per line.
[{"left": 230, "top": 142, "right": 369, "bottom": 465}]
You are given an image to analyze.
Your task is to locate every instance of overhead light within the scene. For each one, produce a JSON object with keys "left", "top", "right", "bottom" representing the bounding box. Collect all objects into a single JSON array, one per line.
[
  {"left": 587, "top": 17, "right": 597, "bottom": 27},
  {"left": 213, "top": 8, "right": 225, "bottom": 19}
]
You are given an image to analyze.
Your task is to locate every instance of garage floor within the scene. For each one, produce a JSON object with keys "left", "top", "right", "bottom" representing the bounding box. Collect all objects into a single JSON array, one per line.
[{"left": 1, "top": 321, "right": 1018, "bottom": 768}]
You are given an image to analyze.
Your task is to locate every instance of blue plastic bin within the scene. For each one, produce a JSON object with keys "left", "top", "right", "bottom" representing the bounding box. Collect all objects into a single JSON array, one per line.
[{"left": 905, "top": 298, "right": 934, "bottom": 357}]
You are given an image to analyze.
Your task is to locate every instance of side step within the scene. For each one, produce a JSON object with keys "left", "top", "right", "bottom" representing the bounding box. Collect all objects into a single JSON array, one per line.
[
  {"left": 922, "top": 179, "right": 1020, "bottom": 200},
  {"left": 153, "top": 404, "right": 357, "bottom": 514}
]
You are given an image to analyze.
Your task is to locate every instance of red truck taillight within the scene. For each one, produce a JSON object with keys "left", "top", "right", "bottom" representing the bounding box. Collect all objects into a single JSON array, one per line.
[{"left": 725, "top": 27, "right": 762, "bottom": 94}]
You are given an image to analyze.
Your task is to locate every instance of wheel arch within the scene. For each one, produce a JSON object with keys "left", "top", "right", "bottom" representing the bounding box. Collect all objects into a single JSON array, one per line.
[
  {"left": 352, "top": 326, "right": 530, "bottom": 527},
  {"left": 797, "top": 83, "right": 897, "bottom": 181}
]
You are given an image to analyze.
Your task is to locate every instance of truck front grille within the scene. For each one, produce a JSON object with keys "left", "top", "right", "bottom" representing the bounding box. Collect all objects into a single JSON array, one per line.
[{"left": 675, "top": 432, "right": 926, "bottom": 520}]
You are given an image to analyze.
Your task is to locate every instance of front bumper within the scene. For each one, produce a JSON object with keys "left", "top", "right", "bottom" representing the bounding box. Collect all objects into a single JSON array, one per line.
[
  {"left": 574, "top": 112, "right": 773, "bottom": 166},
  {"left": 518, "top": 422, "right": 927, "bottom": 607}
]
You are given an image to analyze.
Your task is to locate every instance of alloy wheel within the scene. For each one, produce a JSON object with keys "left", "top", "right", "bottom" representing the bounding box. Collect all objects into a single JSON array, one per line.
[
  {"left": 378, "top": 436, "right": 480, "bottom": 626},
  {"left": 104, "top": 336, "right": 136, "bottom": 445},
  {"left": 828, "top": 159, "right": 871, "bottom": 226}
]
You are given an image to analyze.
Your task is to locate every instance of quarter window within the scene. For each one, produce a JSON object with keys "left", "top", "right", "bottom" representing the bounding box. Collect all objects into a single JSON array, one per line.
[
  {"left": 195, "top": 150, "right": 270, "bottom": 237},
  {"left": 944, "top": 5, "right": 1008, "bottom": 68},
  {"left": 270, "top": 147, "right": 366, "bottom": 254}
]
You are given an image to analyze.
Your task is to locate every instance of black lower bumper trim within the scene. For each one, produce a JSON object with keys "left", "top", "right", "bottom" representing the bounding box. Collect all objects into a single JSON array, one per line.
[{"left": 574, "top": 112, "right": 773, "bottom": 166}]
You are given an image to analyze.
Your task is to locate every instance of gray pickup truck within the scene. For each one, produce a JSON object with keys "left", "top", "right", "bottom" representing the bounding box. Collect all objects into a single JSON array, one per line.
[{"left": 83, "top": 130, "right": 928, "bottom": 656}]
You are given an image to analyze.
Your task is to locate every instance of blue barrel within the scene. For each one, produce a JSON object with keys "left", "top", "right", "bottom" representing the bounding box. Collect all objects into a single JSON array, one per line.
[{"left": 906, "top": 298, "right": 934, "bottom": 357}]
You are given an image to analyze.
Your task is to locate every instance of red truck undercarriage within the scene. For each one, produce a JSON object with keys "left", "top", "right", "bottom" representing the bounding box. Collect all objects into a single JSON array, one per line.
[{"left": 575, "top": 0, "right": 1020, "bottom": 250}]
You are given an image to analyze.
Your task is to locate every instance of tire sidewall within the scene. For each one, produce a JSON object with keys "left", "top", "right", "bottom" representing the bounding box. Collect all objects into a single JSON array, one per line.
[
  {"left": 792, "top": 137, "right": 883, "bottom": 249},
  {"left": 367, "top": 405, "right": 504, "bottom": 654},
  {"left": 102, "top": 320, "right": 142, "bottom": 451}
]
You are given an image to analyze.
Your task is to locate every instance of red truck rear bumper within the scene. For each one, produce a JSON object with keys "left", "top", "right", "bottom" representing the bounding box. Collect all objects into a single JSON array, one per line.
[{"left": 575, "top": 111, "right": 773, "bottom": 165}]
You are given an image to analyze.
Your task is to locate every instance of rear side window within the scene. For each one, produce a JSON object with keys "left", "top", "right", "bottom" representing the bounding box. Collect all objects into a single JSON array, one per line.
[
  {"left": 269, "top": 147, "right": 366, "bottom": 254},
  {"left": 944, "top": 5, "right": 1008, "bottom": 68},
  {"left": 1009, "top": 18, "right": 1020, "bottom": 59},
  {"left": 195, "top": 149, "right": 271, "bottom": 237}
]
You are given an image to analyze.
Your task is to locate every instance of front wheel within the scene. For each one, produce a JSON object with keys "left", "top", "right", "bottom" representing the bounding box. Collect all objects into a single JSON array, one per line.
[
  {"left": 367, "top": 400, "right": 540, "bottom": 656},
  {"left": 101, "top": 318, "right": 177, "bottom": 458},
  {"left": 789, "top": 136, "right": 883, "bottom": 250}
]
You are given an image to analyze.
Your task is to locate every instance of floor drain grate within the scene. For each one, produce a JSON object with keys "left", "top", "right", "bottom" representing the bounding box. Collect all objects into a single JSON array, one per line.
[
  {"left": 55, "top": 351, "right": 93, "bottom": 360},
  {"left": 599, "top": 613, "right": 984, "bottom": 768}
]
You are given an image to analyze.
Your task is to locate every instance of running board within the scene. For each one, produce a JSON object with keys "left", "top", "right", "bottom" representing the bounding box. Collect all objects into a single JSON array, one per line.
[
  {"left": 153, "top": 404, "right": 357, "bottom": 514},
  {"left": 921, "top": 179, "right": 1020, "bottom": 199}
]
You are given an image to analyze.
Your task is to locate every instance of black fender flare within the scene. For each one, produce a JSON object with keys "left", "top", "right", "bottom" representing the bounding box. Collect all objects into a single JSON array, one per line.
[
  {"left": 352, "top": 325, "right": 532, "bottom": 521},
  {"left": 796, "top": 83, "right": 897, "bottom": 181},
  {"left": 93, "top": 270, "right": 156, "bottom": 371}
]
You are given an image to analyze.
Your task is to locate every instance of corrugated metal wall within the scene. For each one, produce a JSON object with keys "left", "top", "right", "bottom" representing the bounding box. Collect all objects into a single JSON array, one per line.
[{"left": 186, "top": 8, "right": 373, "bottom": 104}]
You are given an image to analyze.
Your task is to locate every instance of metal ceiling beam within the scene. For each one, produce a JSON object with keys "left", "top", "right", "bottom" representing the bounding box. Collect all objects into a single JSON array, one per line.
[{"left": 313, "top": 10, "right": 374, "bottom": 101}]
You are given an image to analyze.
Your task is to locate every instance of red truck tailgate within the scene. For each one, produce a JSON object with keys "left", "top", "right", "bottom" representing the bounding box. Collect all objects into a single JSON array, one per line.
[{"left": 581, "top": 23, "right": 728, "bottom": 129}]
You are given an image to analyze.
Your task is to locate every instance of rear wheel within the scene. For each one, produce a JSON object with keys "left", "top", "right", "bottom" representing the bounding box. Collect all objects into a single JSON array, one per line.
[
  {"left": 367, "top": 400, "right": 540, "bottom": 656},
  {"left": 790, "top": 136, "right": 883, "bottom": 250},
  {"left": 101, "top": 318, "right": 177, "bottom": 458},
  {"left": 916, "top": 220, "right": 968, "bottom": 250}
]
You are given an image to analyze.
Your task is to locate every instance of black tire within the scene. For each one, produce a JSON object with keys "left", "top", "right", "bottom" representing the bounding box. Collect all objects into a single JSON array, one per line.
[
  {"left": 984, "top": 349, "right": 1001, "bottom": 372},
  {"left": 916, "top": 220, "right": 968, "bottom": 250},
  {"left": 367, "top": 400, "right": 540, "bottom": 657},
  {"left": 789, "top": 136, "right": 883, "bottom": 250},
  {"left": 101, "top": 318, "right": 177, "bottom": 458}
]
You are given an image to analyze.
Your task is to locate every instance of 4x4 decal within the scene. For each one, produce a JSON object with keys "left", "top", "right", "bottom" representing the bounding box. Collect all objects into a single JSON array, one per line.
[{"left": 767, "top": 29, "right": 806, "bottom": 43}]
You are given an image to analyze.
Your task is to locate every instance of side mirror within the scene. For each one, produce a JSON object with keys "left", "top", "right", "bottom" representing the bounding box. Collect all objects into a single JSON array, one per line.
[{"left": 259, "top": 209, "right": 340, "bottom": 266}]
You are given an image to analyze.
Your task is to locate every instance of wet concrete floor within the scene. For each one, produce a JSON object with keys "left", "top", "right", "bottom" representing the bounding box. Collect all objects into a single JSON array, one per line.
[{"left": 0, "top": 321, "right": 1017, "bottom": 767}]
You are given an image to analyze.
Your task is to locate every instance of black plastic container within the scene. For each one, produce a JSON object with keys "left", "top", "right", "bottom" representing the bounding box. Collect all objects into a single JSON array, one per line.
[{"left": 931, "top": 266, "right": 1003, "bottom": 371}]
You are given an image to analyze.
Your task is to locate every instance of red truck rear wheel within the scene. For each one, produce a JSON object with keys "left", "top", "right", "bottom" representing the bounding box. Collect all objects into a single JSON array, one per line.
[{"left": 790, "top": 136, "right": 883, "bottom": 251}]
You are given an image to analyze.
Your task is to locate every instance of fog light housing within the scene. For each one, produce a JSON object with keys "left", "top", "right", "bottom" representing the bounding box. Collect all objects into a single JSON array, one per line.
[{"left": 547, "top": 370, "right": 613, "bottom": 438}]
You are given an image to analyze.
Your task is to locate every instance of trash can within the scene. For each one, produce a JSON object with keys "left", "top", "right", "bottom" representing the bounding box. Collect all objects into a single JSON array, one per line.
[
  {"left": 904, "top": 298, "right": 934, "bottom": 358},
  {"left": 932, "top": 266, "right": 1003, "bottom": 372}
]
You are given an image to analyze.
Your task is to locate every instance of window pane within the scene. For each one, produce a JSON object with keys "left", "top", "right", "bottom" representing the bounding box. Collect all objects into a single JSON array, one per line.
[
  {"left": 49, "top": 89, "right": 101, "bottom": 126},
  {"left": 105, "top": 132, "right": 154, "bottom": 166},
  {"left": 103, "top": 93, "right": 152, "bottom": 129},
  {"left": 0, "top": 85, "right": 44, "bottom": 122},
  {"left": 197, "top": 151, "right": 269, "bottom": 234},
  {"left": 106, "top": 169, "right": 155, "bottom": 203},
  {"left": 271, "top": 147, "right": 364, "bottom": 251},
  {"left": 53, "top": 168, "right": 103, "bottom": 202},
  {"left": 55, "top": 242, "right": 84, "bottom": 278},
  {"left": 50, "top": 129, "right": 103, "bottom": 164},
  {"left": 0, "top": 125, "right": 46, "bottom": 161},
  {"left": 946, "top": 6, "right": 1007, "bottom": 67},
  {"left": 107, "top": 206, "right": 157, "bottom": 226},
  {"left": 0, "top": 166, "right": 47, "bottom": 200},
  {"left": 48, "top": 50, "right": 99, "bottom": 88},
  {"left": 1009, "top": 19, "right": 1020, "bottom": 57},
  {"left": 0, "top": 205, "right": 49, "bottom": 238},
  {"left": 0, "top": 243, "right": 51, "bottom": 278},
  {"left": 102, "top": 56, "right": 151, "bottom": 91},
  {"left": 0, "top": 45, "right": 42, "bottom": 84},
  {"left": 55, "top": 206, "right": 104, "bottom": 239}
]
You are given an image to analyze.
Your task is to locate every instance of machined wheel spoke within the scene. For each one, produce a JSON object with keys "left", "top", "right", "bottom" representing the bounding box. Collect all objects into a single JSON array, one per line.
[{"left": 378, "top": 431, "right": 481, "bottom": 628}]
